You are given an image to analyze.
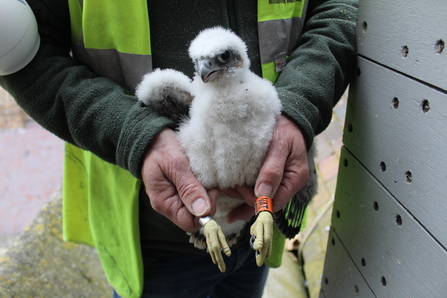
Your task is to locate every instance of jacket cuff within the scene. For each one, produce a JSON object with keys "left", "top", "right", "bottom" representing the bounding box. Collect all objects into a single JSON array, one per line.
[
  {"left": 116, "top": 101, "right": 176, "bottom": 180},
  {"left": 278, "top": 89, "right": 320, "bottom": 151}
]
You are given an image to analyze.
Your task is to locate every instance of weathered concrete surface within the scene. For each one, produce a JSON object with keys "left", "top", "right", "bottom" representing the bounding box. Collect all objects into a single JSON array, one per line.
[
  {"left": 0, "top": 189, "right": 109, "bottom": 298},
  {"left": 0, "top": 88, "right": 27, "bottom": 129},
  {"left": 0, "top": 121, "right": 64, "bottom": 251},
  {"left": 263, "top": 251, "right": 308, "bottom": 298}
]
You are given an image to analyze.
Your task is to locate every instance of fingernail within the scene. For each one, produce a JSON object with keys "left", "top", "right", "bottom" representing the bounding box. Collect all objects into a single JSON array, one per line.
[
  {"left": 191, "top": 198, "right": 209, "bottom": 216},
  {"left": 256, "top": 183, "right": 273, "bottom": 198}
]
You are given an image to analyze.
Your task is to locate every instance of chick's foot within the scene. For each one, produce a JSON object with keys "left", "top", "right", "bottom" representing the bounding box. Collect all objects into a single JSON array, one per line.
[
  {"left": 250, "top": 211, "right": 273, "bottom": 267},
  {"left": 203, "top": 219, "right": 231, "bottom": 272}
]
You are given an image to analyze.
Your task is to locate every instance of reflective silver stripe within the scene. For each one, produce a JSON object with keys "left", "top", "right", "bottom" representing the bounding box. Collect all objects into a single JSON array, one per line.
[
  {"left": 258, "top": 17, "right": 305, "bottom": 65},
  {"left": 74, "top": 41, "right": 152, "bottom": 92}
]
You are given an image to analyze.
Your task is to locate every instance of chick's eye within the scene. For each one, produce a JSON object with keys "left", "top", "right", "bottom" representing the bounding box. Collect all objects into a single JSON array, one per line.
[{"left": 217, "top": 50, "right": 231, "bottom": 63}]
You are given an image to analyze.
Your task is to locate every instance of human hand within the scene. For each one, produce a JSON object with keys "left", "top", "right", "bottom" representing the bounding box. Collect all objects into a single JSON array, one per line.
[
  {"left": 141, "top": 128, "right": 217, "bottom": 233},
  {"left": 226, "top": 115, "right": 310, "bottom": 222}
]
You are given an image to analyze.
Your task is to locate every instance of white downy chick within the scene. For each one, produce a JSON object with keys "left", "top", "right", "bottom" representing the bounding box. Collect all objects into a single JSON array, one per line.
[{"left": 177, "top": 27, "right": 282, "bottom": 250}]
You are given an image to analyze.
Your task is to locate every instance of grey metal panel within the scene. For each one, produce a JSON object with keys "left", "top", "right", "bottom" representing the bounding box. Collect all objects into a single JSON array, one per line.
[
  {"left": 331, "top": 147, "right": 447, "bottom": 297},
  {"left": 320, "top": 228, "right": 375, "bottom": 298},
  {"left": 344, "top": 56, "right": 447, "bottom": 249},
  {"left": 356, "top": 0, "right": 447, "bottom": 91}
]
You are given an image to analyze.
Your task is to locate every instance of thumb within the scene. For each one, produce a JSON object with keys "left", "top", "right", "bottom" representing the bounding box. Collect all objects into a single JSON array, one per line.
[
  {"left": 255, "top": 146, "right": 287, "bottom": 199},
  {"left": 150, "top": 128, "right": 214, "bottom": 218},
  {"left": 172, "top": 166, "right": 213, "bottom": 217}
]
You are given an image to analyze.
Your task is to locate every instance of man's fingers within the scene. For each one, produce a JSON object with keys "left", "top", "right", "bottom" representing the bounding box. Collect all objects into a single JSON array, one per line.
[
  {"left": 254, "top": 156, "right": 285, "bottom": 199},
  {"left": 235, "top": 185, "right": 257, "bottom": 206},
  {"left": 141, "top": 128, "right": 213, "bottom": 233},
  {"left": 226, "top": 203, "right": 255, "bottom": 223},
  {"left": 173, "top": 170, "right": 211, "bottom": 217},
  {"left": 255, "top": 115, "right": 310, "bottom": 212},
  {"left": 255, "top": 117, "right": 290, "bottom": 199}
]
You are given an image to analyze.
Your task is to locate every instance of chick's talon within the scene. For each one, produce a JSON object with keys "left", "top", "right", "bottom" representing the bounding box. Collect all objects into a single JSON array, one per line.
[
  {"left": 203, "top": 219, "right": 231, "bottom": 272},
  {"left": 250, "top": 211, "right": 273, "bottom": 267}
]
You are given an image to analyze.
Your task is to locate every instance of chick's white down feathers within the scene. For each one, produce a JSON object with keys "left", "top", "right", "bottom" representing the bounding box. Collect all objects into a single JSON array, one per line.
[
  {"left": 136, "top": 69, "right": 193, "bottom": 106},
  {"left": 188, "top": 27, "right": 250, "bottom": 70}
]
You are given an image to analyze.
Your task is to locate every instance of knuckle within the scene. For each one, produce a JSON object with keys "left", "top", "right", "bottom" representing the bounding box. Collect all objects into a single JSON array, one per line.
[
  {"left": 263, "top": 166, "right": 284, "bottom": 180},
  {"left": 178, "top": 180, "right": 202, "bottom": 202},
  {"left": 149, "top": 196, "right": 164, "bottom": 213},
  {"left": 170, "top": 154, "right": 190, "bottom": 172}
]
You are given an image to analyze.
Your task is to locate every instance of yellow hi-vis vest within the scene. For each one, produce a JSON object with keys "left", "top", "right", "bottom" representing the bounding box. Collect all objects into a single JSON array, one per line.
[{"left": 64, "top": 1, "right": 308, "bottom": 297}]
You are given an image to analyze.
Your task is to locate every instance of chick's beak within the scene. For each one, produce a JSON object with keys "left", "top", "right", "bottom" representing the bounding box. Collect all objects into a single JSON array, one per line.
[{"left": 199, "top": 59, "right": 221, "bottom": 83}]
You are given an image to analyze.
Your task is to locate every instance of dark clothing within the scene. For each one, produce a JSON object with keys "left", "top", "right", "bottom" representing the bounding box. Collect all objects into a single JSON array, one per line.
[{"left": 114, "top": 237, "right": 269, "bottom": 298}]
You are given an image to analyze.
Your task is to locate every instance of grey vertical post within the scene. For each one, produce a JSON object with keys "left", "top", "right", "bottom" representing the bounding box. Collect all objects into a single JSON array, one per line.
[{"left": 320, "top": 1, "right": 447, "bottom": 297}]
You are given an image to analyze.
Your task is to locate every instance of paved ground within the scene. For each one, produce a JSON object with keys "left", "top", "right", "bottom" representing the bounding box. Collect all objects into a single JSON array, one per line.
[
  {"left": 0, "top": 86, "right": 347, "bottom": 297},
  {"left": 0, "top": 88, "right": 64, "bottom": 255},
  {"left": 300, "top": 91, "right": 346, "bottom": 298}
]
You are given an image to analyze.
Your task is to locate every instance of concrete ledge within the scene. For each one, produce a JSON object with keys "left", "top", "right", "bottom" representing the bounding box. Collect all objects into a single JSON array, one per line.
[{"left": 0, "top": 189, "right": 109, "bottom": 298}]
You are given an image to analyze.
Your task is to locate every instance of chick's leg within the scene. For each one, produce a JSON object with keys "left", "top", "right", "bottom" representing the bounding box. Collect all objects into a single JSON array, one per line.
[
  {"left": 201, "top": 217, "right": 231, "bottom": 272},
  {"left": 250, "top": 211, "right": 273, "bottom": 267}
]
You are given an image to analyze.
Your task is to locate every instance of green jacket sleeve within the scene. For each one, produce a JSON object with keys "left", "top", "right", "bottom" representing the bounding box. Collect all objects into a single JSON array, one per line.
[
  {"left": 0, "top": 0, "right": 174, "bottom": 179},
  {"left": 277, "top": 0, "right": 358, "bottom": 149}
]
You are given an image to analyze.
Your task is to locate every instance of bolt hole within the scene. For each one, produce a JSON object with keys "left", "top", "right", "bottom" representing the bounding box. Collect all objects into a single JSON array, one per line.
[
  {"left": 380, "top": 161, "right": 387, "bottom": 172},
  {"left": 396, "top": 214, "right": 403, "bottom": 226},
  {"left": 356, "top": 67, "right": 361, "bottom": 77},
  {"left": 331, "top": 237, "right": 335, "bottom": 246},
  {"left": 421, "top": 99, "right": 430, "bottom": 113},
  {"left": 361, "top": 258, "right": 366, "bottom": 267},
  {"left": 336, "top": 210, "right": 341, "bottom": 218},
  {"left": 325, "top": 277, "right": 329, "bottom": 285},
  {"left": 361, "top": 21, "right": 368, "bottom": 32},
  {"left": 392, "top": 97, "right": 399, "bottom": 109},
  {"left": 381, "top": 276, "right": 387, "bottom": 287},
  {"left": 401, "top": 46, "right": 409, "bottom": 58},
  {"left": 373, "top": 201, "right": 379, "bottom": 211},
  {"left": 347, "top": 123, "right": 353, "bottom": 133},
  {"left": 355, "top": 285, "right": 359, "bottom": 293},
  {"left": 435, "top": 39, "right": 445, "bottom": 54},
  {"left": 405, "top": 171, "right": 413, "bottom": 183},
  {"left": 343, "top": 158, "right": 349, "bottom": 167}
]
